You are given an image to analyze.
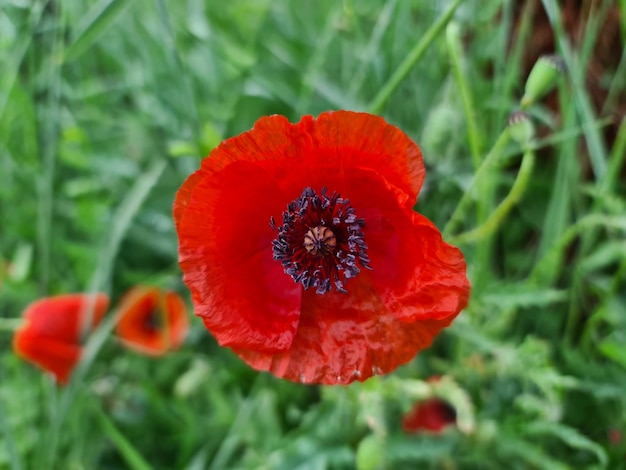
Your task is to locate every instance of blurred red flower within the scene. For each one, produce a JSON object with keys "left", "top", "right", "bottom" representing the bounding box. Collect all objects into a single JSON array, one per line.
[
  {"left": 402, "top": 398, "right": 457, "bottom": 434},
  {"left": 13, "top": 293, "right": 109, "bottom": 384},
  {"left": 115, "top": 286, "right": 188, "bottom": 356},
  {"left": 174, "top": 110, "right": 470, "bottom": 384}
]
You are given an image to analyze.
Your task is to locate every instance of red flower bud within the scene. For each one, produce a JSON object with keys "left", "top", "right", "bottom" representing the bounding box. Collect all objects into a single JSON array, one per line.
[{"left": 13, "top": 293, "right": 109, "bottom": 384}]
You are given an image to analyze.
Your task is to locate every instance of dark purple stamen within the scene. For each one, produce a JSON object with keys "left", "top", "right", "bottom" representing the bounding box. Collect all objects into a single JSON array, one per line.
[{"left": 270, "top": 187, "right": 371, "bottom": 294}]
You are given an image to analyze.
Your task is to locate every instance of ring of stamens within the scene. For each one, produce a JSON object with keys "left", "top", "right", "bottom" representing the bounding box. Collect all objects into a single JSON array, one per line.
[{"left": 270, "top": 187, "right": 371, "bottom": 295}]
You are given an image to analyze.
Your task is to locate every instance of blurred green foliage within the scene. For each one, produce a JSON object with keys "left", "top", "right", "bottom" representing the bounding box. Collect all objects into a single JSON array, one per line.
[{"left": 0, "top": 0, "right": 625, "bottom": 469}]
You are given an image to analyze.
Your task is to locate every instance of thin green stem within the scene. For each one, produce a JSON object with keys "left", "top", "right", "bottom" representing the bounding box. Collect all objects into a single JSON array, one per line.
[
  {"left": 296, "top": 6, "right": 340, "bottom": 116},
  {"left": 0, "top": 0, "right": 48, "bottom": 120},
  {"left": 208, "top": 374, "right": 268, "bottom": 470},
  {"left": 529, "top": 214, "right": 626, "bottom": 285},
  {"left": 541, "top": 0, "right": 607, "bottom": 179},
  {"left": 36, "top": 0, "right": 64, "bottom": 294},
  {"left": 0, "top": 318, "right": 24, "bottom": 331},
  {"left": 449, "top": 148, "right": 536, "bottom": 246},
  {"left": 0, "top": 385, "right": 23, "bottom": 470},
  {"left": 446, "top": 21, "right": 483, "bottom": 169},
  {"left": 442, "top": 128, "right": 511, "bottom": 238},
  {"left": 93, "top": 402, "right": 153, "bottom": 470},
  {"left": 368, "top": 0, "right": 464, "bottom": 114},
  {"left": 602, "top": 117, "right": 626, "bottom": 194},
  {"left": 41, "top": 159, "right": 166, "bottom": 467}
]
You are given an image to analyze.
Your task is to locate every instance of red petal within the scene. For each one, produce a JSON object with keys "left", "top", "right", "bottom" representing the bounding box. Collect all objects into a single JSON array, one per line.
[
  {"left": 115, "top": 286, "right": 189, "bottom": 356},
  {"left": 270, "top": 166, "right": 469, "bottom": 322},
  {"left": 174, "top": 112, "right": 467, "bottom": 384},
  {"left": 350, "top": 176, "right": 470, "bottom": 322},
  {"left": 302, "top": 111, "right": 424, "bottom": 205},
  {"left": 225, "top": 167, "right": 466, "bottom": 384},
  {"left": 13, "top": 331, "right": 82, "bottom": 384},
  {"left": 164, "top": 291, "right": 189, "bottom": 349},
  {"left": 20, "top": 293, "right": 109, "bottom": 342},
  {"left": 197, "top": 111, "right": 424, "bottom": 208},
  {"left": 402, "top": 398, "right": 457, "bottom": 434},
  {"left": 174, "top": 160, "right": 301, "bottom": 352},
  {"left": 13, "top": 293, "right": 109, "bottom": 384},
  {"left": 232, "top": 270, "right": 452, "bottom": 384}
]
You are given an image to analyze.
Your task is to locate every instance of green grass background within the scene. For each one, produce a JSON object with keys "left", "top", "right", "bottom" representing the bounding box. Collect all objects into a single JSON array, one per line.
[{"left": 1, "top": 0, "right": 625, "bottom": 468}]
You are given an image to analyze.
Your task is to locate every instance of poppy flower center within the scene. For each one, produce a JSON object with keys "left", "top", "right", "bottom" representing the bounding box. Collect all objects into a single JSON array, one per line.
[
  {"left": 271, "top": 187, "right": 371, "bottom": 295},
  {"left": 303, "top": 226, "right": 337, "bottom": 257},
  {"left": 143, "top": 309, "right": 163, "bottom": 333}
]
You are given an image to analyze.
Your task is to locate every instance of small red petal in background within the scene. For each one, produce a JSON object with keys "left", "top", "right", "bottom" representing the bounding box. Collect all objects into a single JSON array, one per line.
[
  {"left": 402, "top": 398, "right": 457, "bottom": 434},
  {"left": 609, "top": 428, "right": 623, "bottom": 446},
  {"left": 115, "top": 286, "right": 188, "bottom": 356},
  {"left": 13, "top": 293, "right": 109, "bottom": 384}
]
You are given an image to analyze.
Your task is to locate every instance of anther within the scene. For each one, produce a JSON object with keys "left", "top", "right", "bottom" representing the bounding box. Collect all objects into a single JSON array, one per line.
[{"left": 271, "top": 187, "right": 371, "bottom": 294}]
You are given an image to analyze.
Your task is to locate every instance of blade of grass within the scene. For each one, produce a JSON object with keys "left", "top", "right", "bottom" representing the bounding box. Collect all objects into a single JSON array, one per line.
[
  {"left": 602, "top": 117, "right": 626, "bottom": 193},
  {"left": 208, "top": 375, "right": 268, "bottom": 470},
  {"left": 40, "top": 159, "right": 167, "bottom": 467},
  {"left": 0, "top": 387, "right": 23, "bottom": 470},
  {"left": 63, "top": 0, "right": 137, "bottom": 63},
  {"left": 155, "top": 0, "right": 200, "bottom": 133},
  {"left": 530, "top": 214, "right": 626, "bottom": 286},
  {"left": 446, "top": 21, "right": 483, "bottom": 169},
  {"left": 348, "top": 0, "right": 398, "bottom": 97},
  {"left": 368, "top": 0, "right": 464, "bottom": 115},
  {"left": 541, "top": 0, "right": 608, "bottom": 179},
  {"left": 92, "top": 402, "right": 152, "bottom": 470},
  {"left": 442, "top": 128, "right": 511, "bottom": 238},
  {"left": 36, "top": 0, "right": 65, "bottom": 294},
  {"left": 536, "top": 97, "right": 578, "bottom": 258},
  {"left": 295, "top": 5, "right": 340, "bottom": 115},
  {"left": 0, "top": 0, "right": 47, "bottom": 120},
  {"left": 450, "top": 148, "right": 536, "bottom": 246},
  {"left": 493, "top": 0, "right": 534, "bottom": 129}
]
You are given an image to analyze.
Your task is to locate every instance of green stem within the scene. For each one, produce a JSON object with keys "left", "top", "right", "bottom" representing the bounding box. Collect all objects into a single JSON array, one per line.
[
  {"left": 442, "top": 129, "right": 511, "bottom": 238},
  {"left": 41, "top": 159, "right": 166, "bottom": 467},
  {"left": 93, "top": 402, "right": 153, "bottom": 470},
  {"left": 446, "top": 21, "right": 483, "bottom": 169},
  {"left": 529, "top": 214, "right": 626, "bottom": 285},
  {"left": 368, "top": 0, "right": 464, "bottom": 114},
  {"left": 450, "top": 148, "right": 535, "bottom": 245},
  {"left": 602, "top": 117, "right": 626, "bottom": 193},
  {"left": 541, "top": 0, "right": 607, "bottom": 179},
  {"left": 0, "top": 318, "right": 25, "bottom": 331}
]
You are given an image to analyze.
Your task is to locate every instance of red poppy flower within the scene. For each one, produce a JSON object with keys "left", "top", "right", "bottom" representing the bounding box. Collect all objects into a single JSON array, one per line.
[
  {"left": 402, "top": 398, "right": 457, "bottom": 434},
  {"left": 13, "top": 293, "right": 109, "bottom": 384},
  {"left": 174, "top": 110, "right": 470, "bottom": 384},
  {"left": 115, "top": 286, "right": 188, "bottom": 356}
]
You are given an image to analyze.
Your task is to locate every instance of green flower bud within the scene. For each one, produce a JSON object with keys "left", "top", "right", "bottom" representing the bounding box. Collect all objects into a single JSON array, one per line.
[
  {"left": 507, "top": 111, "right": 534, "bottom": 145},
  {"left": 356, "top": 435, "right": 386, "bottom": 470},
  {"left": 521, "top": 54, "right": 566, "bottom": 108}
]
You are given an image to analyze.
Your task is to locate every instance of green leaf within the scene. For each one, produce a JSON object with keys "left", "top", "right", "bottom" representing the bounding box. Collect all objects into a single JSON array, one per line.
[
  {"left": 93, "top": 403, "right": 152, "bottom": 470},
  {"left": 64, "top": 0, "right": 136, "bottom": 62},
  {"left": 482, "top": 284, "right": 568, "bottom": 308},
  {"left": 598, "top": 338, "right": 626, "bottom": 369},
  {"left": 525, "top": 422, "right": 608, "bottom": 467}
]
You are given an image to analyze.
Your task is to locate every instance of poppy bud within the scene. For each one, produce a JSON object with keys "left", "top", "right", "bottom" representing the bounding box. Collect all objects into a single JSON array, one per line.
[
  {"left": 115, "top": 286, "right": 189, "bottom": 356},
  {"left": 13, "top": 293, "right": 109, "bottom": 384},
  {"left": 356, "top": 435, "right": 386, "bottom": 470},
  {"left": 507, "top": 111, "right": 534, "bottom": 145},
  {"left": 521, "top": 54, "right": 566, "bottom": 108}
]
